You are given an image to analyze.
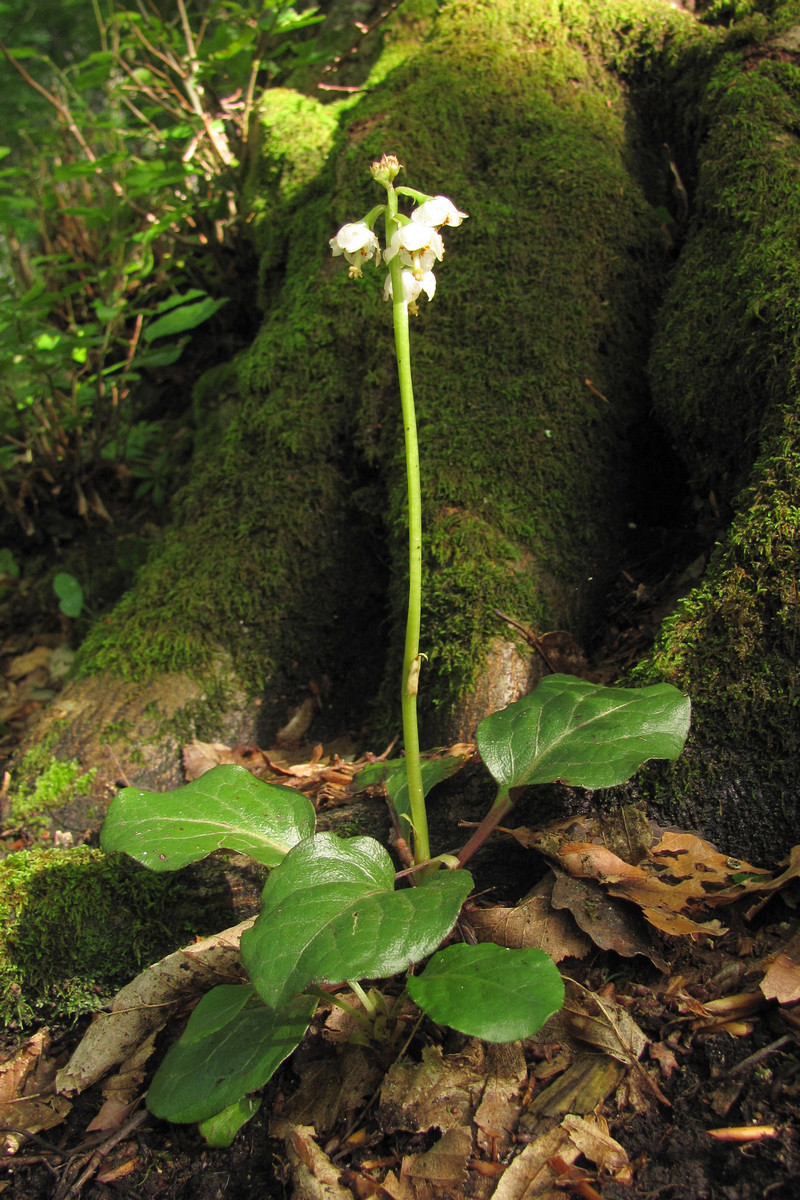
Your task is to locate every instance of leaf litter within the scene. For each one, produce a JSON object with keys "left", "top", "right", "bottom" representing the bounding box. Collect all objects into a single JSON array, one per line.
[{"left": 4, "top": 744, "right": 800, "bottom": 1198}]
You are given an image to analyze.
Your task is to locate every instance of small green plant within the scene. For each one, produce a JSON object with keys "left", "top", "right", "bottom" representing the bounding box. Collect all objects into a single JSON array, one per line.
[
  {"left": 0, "top": 0, "right": 324, "bottom": 532},
  {"left": 101, "top": 157, "right": 691, "bottom": 1144},
  {"left": 52, "top": 571, "right": 83, "bottom": 618}
]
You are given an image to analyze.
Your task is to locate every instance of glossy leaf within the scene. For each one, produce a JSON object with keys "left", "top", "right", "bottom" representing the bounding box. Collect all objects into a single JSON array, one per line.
[
  {"left": 241, "top": 833, "right": 473, "bottom": 1008},
  {"left": 477, "top": 675, "right": 690, "bottom": 791},
  {"left": 146, "top": 985, "right": 315, "bottom": 1124},
  {"left": 101, "top": 763, "right": 315, "bottom": 870},
  {"left": 407, "top": 943, "right": 565, "bottom": 1042},
  {"left": 357, "top": 755, "right": 467, "bottom": 833}
]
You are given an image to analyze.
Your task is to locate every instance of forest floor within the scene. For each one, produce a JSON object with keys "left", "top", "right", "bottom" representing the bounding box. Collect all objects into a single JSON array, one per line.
[{"left": 2, "top": 515, "right": 799, "bottom": 1200}]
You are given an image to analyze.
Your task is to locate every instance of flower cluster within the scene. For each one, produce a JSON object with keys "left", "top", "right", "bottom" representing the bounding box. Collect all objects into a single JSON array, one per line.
[{"left": 329, "top": 177, "right": 466, "bottom": 311}]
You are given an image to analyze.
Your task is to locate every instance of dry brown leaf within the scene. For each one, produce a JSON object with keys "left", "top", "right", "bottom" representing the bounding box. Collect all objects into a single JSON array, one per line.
[
  {"left": 379, "top": 1042, "right": 485, "bottom": 1134},
  {"left": 561, "top": 1113, "right": 630, "bottom": 1180},
  {"left": 748, "top": 845, "right": 800, "bottom": 902},
  {"left": 556, "top": 841, "right": 729, "bottom": 937},
  {"left": 182, "top": 739, "right": 236, "bottom": 779},
  {"left": 562, "top": 991, "right": 648, "bottom": 1066},
  {"left": 523, "top": 1054, "right": 625, "bottom": 1125},
  {"left": 85, "top": 1096, "right": 139, "bottom": 1135},
  {"left": 466, "top": 874, "right": 592, "bottom": 963},
  {"left": 402, "top": 1126, "right": 471, "bottom": 1187},
  {"left": 550, "top": 869, "right": 667, "bottom": 970},
  {"left": 760, "top": 934, "right": 800, "bottom": 1004},
  {"left": 0, "top": 1030, "right": 71, "bottom": 1155},
  {"left": 6, "top": 645, "right": 52, "bottom": 680},
  {"left": 286, "top": 1125, "right": 353, "bottom": 1200},
  {"left": 85, "top": 1029, "right": 160, "bottom": 1133},
  {"left": 648, "top": 1042, "right": 680, "bottom": 1078},
  {"left": 648, "top": 832, "right": 770, "bottom": 899},
  {"left": 269, "top": 1046, "right": 382, "bottom": 1140},
  {"left": 473, "top": 1043, "right": 527, "bottom": 1158},
  {"left": 57, "top": 918, "right": 252, "bottom": 1095},
  {"left": 491, "top": 1124, "right": 579, "bottom": 1200}
]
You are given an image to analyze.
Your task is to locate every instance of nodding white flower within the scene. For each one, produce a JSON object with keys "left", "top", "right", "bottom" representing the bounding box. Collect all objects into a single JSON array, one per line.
[
  {"left": 383, "top": 223, "right": 444, "bottom": 280},
  {"left": 329, "top": 222, "right": 381, "bottom": 277},
  {"left": 411, "top": 195, "right": 468, "bottom": 229},
  {"left": 383, "top": 267, "right": 436, "bottom": 309}
]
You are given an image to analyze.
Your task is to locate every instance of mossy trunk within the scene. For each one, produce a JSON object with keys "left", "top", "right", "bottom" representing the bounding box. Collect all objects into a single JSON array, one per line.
[
  {"left": 77, "top": 0, "right": 695, "bottom": 733},
  {"left": 18, "top": 0, "right": 800, "bottom": 865},
  {"left": 634, "top": 0, "right": 800, "bottom": 862}
]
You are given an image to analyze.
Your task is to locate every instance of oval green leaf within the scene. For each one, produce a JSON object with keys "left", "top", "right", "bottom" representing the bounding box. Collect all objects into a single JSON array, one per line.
[
  {"left": 100, "top": 763, "right": 315, "bottom": 870},
  {"left": 407, "top": 943, "right": 565, "bottom": 1042},
  {"left": 53, "top": 572, "right": 83, "bottom": 618},
  {"left": 146, "top": 986, "right": 315, "bottom": 1124},
  {"left": 143, "top": 295, "right": 228, "bottom": 341},
  {"left": 241, "top": 833, "right": 473, "bottom": 1008},
  {"left": 477, "top": 675, "right": 690, "bottom": 791}
]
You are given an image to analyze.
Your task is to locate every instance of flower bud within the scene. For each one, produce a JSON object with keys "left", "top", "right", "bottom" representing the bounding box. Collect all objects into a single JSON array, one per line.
[{"left": 370, "top": 154, "right": 402, "bottom": 184}]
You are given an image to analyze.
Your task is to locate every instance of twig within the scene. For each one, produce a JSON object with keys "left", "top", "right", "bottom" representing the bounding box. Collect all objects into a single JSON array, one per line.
[
  {"left": 58, "top": 1108, "right": 149, "bottom": 1200},
  {"left": 725, "top": 1034, "right": 795, "bottom": 1078}
]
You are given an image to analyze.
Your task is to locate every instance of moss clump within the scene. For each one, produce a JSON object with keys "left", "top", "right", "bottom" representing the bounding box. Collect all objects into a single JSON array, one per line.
[
  {"left": 636, "top": 7, "right": 800, "bottom": 858},
  {"left": 0, "top": 847, "right": 209, "bottom": 1026},
  {"left": 78, "top": 0, "right": 706, "bottom": 739},
  {"left": 10, "top": 752, "right": 96, "bottom": 822}
]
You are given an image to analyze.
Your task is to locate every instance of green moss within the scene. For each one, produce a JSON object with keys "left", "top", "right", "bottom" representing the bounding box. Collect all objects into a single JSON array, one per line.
[
  {"left": 79, "top": 0, "right": 707, "bottom": 738},
  {"left": 10, "top": 751, "right": 97, "bottom": 822},
  {"left": 634, "top": 12, "right": 800, "bottom": 855},
  {"left": 0, "top": 847, "right": 210, "bottom": 1026}
]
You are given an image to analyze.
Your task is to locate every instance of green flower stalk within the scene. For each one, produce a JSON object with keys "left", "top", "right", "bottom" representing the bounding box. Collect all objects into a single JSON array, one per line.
[{"left": 330, "top": 155, "right": 467, "bottom": 865}]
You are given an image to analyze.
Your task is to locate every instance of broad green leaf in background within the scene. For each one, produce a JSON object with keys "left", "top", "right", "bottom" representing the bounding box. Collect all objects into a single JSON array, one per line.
[
  {"left": 52, "top": 571, "right": 83, "bottom": 617},
  {"left": 357, "top": 753, "right": 468, "bottom": 833},
  {"left": 477, "top": 675, "right": 690, "bottom": 792},
  {"left": 143, "top": 294, "right": 228, "bottom": 341},
  {"left": 241, "top": 833, "right": 473, "bottom": 1009},
  {"left": 146, "top": 985, "right": 316, "bottom": 1124},
  {"left": 406, "top": 943, "right": 565, "bottom": 1042},
  {"left": 101, "top": 763, "right": 315, "bottom": 870}
]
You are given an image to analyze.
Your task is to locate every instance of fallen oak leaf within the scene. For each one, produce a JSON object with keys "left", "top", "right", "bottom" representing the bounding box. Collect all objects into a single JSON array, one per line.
[{"left": 556, "top": 842, "right": 729, "bottom": 937}]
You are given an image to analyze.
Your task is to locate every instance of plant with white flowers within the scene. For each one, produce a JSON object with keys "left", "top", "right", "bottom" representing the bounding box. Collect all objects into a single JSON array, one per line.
[
  {"left": 97, "top": 155, "right": 690, "bottom": 1149},
  {"left": 329, "top": 155, "right": 467, "bottom": 868}
]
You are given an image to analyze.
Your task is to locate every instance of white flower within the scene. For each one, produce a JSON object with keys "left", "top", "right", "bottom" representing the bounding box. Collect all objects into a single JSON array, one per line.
[
  {"left": 383, "top": 267, "right": 436, "bottom": 308},
  {"left": 329, "top": 222, "right": 381, "bottom": 277},
  {"left": 383, "top": 223, "right": 444, "bottom": 280},
  {"left": 411, "top": 195, "right": 467, "bottom": 229}
]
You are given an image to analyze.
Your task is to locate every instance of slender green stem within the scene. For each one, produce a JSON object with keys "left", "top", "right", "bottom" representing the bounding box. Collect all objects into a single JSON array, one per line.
[
  {"left": 347, "top": 979, "right": 377, "bottom": 1018},
  {"left": 304, "top": 985, "right": 374, "bottom": 1035},
  {"left": 385, "top": 186, "right": 430, "bottom": 866}
]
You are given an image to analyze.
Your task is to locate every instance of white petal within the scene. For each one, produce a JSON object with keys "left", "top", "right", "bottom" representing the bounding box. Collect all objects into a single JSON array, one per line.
[
  {"left": 412, "top": 195, "right": 467, "bottom": 228},
  {"left": 334, "top": 222, "right": 379, "bottom": 255},
  {"left": 397, "top": 222, "right": 437, "bottom": 252},
  {"left": 420, "top": 271, "right": 436, "bottom": 300}
]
